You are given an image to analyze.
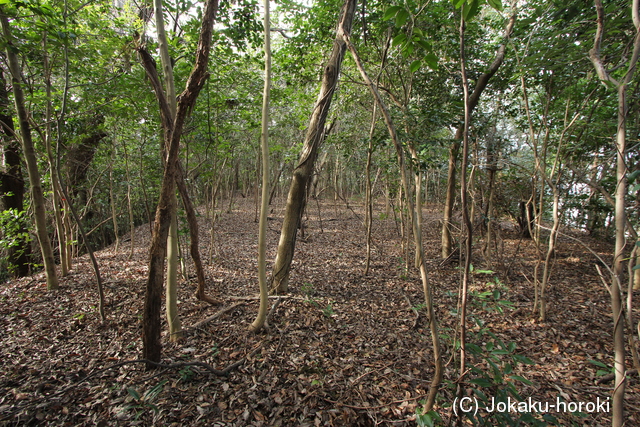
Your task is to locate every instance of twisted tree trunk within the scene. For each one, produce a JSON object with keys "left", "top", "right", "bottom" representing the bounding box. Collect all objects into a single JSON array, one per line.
[{"left": 270, "top": 0, "right": 356, "bottom": 294}]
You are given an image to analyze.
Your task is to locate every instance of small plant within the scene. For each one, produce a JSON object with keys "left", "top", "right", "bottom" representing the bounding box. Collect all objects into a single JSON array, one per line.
[
  {"left": 416, "top": 405, "right": 442, "bottom": 427},
  {"left": 210, "top": 343, "right": 220, "bottom": 358},
  {"left": 588, "top": 359, "right": 613, "bottom": 377},
  {"left": 322, "top": 303, "right": 335, "bottom": 318},
  {"left": 470, "top": 277, "right": 513, "bottom": 314},
  {"left": 179, "top": 366, "right": 195, "bottom": 383},
  {"left": 122, "top": 380, "right": 168, "bottom": 420},
  {"left": 301, "top": 283, "right": 319, "bottom": 307},
  {"left": 412, "top": 303, "right": 427, "bottom": 312}
]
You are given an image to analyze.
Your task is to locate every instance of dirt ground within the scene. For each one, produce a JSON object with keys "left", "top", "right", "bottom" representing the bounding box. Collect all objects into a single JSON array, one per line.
[{"left": 1, "top": 197, "right": 638, "bottom": 426}]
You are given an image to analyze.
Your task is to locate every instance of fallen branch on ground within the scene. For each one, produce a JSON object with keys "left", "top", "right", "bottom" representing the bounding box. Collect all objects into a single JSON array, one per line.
[{"left": 188, "top": 302, "right": 245, "bottom": 329}]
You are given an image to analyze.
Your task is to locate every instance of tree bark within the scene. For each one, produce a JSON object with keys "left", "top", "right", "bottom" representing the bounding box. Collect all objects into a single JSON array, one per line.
[
  {"left": 1, "top": 9, "right": 59, "bottom": 290},
  {"left": 456, "top": 16, "right": 473, "bottom": 426},
  {"left": 588, "top": 0, "right": 640, "bottom": 423},
  {"left": 441, "top": 13, "right": 516, "bottom": 258},
  {"left": 153, "top": 0, "right": 182, "bottom": 342},
  {"left": 270, "top": 0, "right": 356, "bottom": 294},
  {"left": 342, "top": 29, "right": 442, "bottom": 413},
  {"left": 42, "top": 37, "right": 70, "bottom": 276},
  {"left": 250, "top": 0, "right": 271, "bottom": 332},
  {"left": 139, "top": 0, "right": 219, "bottom": 367}
]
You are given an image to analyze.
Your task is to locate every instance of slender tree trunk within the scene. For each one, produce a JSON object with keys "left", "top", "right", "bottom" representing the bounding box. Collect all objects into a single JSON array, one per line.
[
  {"left": 364, "top": 105, "right": 376, "bottom": 275},
  {"left": 442, "top": 142, "right": 459, "bottom": 259},
  {"left": 153, "top": 0, "right": 181, "bottom": 342},
  {"left": 268, "top": 161, "right": 284, "bottom": 205},
  {"left": 483, "top": 166, "right": 496, "bottom": 263},
  {"left": 539, "top": 185, "right": 560, "bottom": 322},
  {"left": 270, "top": 0, "right": 356, "bottom": 294},
  {"left": 1, "top": 10, "right": 58, "bottom": 290},
  {"left": 139, "top": 0, "right": 219, "bottom": 366},
  {"left": 139, "top": 139, "right": 153, "bottom": 232},
  {"left": 441, "top": 13, "right": 516, "bottom": 259},
  {"left": 456, "top": 17, "right": 473, "bottom": 426},
  {"left": 634, "top": 254, "right": 640, "bottom": 290},
  {"left": 109, "top": 149, "right": 120, "bottom": 251},
  {"left": 250, "top": 0, "right": 271, "bottom": 332},
  {"left": 43, "top": 37, "right": 69, "bottom": 276},
  {"left": 123, "top": 140, "right": 135, "bottom": 260},
  {"left": 408, "top": 145, "right": 423, "bottom": 269},
  {"left": 588, "top": 1, "right": 640, "bottom": 423},
  {"left": 175, "top": 163, "right": 218, "bottom": 304},
  {"left": 342, "top": 30, "right": 442, "bottom": 413},
  {"left": 166, "top": 199, "right": 182, "bottom": 340}
]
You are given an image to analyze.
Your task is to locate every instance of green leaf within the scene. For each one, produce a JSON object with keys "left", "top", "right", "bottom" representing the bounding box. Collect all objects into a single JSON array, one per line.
[
  {"left": 628, "top": 169, "right": 640, "bottom": 182},
  {"left": 392, "top": 33, "right": 407, "bottom": 47},
  {"left": 469, "top": 378, "right": 493, "bottom": 387},
  {"left": 417, "top": 39, "right": 431, "bottom": 51},
  {"left": 395, "top": 8, "right": 410, "bottom": 27},
  {"left": 632, "top": 264, "right": 640, "bottom": 271},
  {"left": 513, "top": 354, "right": 534, "bottom": 365},
  {"left": 487, "top": 0, "right": 503, "bottom": 11},
  {"left": 462, "top": 0, "right": 481, "bottom": 21},
  {"left": 127, "top": 387, "right": 141, "bottom": 401},
  {"left": 453, "top": 0, "right": 466, "bottom": 9},
  {"left": 382, "top": 6, "right": 403, "bottom": 21},
  {"left": 467, "top": 342, "right": 483, "bottom": 354},
  {"left": 509, "top": 375, "right": 532, "bottom": 385},
  {"left": 424, "top": 53, "right": 438, "bottom": 70},
  {"left": 410, "top": 60, "right": 422, "bottom": 73},
  {"left": 588, "top": 359, "right": 609, "bottom": 369}
]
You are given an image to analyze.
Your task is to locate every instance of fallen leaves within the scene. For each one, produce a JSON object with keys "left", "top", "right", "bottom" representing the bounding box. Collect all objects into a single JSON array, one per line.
[{"left": 0, "top": 199, "right": 638, "bottom": 425}]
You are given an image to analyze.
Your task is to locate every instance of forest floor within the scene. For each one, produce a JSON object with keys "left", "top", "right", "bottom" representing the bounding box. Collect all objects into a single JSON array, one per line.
[{"left": 1, "top": 197, "right": 639, "bottom": 426}]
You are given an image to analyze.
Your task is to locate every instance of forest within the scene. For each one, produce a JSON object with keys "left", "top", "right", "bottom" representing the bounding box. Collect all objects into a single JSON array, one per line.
[{"left": 1, "top": 0, "right": 640, "bottom": 425}]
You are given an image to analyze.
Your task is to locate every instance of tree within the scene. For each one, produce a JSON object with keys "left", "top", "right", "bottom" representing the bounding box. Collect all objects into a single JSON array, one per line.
[
  {"left": 441, "top": 6, "right": 515, "bottom": 259},
  {"left": 341, "top": 23, "right": 443, "bottom": 413},
  {"left": 270, "top": 0, "right": 356, "bottom": 294},
  {"left": 1, "top": 7, "right": 59, "bottom": 290},
  {"left": 588, "top": 0, "right": 640, "bottom": 424},
  {"left": 153, "top": 0, "right": 182, "bottom": 342},
  {"left": 250, "top": 0, "right": 271, "bottom": 332},
  {"left": 140, "top": 0, "right": 219, "bottom": 366}
]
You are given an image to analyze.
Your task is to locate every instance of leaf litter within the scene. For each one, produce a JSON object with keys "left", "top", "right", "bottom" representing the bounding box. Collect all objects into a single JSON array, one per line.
[{"left": 0, "top": 198, "right": 638, "bottom": 426}]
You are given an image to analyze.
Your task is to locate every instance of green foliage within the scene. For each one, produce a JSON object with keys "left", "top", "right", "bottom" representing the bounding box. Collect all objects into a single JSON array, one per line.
[
  {"left": 301, "top": 282, "right": 319, "bottom": 307},
  {"left": 122, "top": 380, "right": 168, "bottom": 420},
  {"left": 322, "top": 302, "right": 335, "bottom": 318},
  {"left": 178, "top": 366, "right": 195, "bottom": 382},
  {"left": 416, "top": 406, "right": 442, "bottom": 427},
  {"left": 0, "top": 208, "right": 30, "bottom": 252},
  {"left": 470, "top": 277, "right": 514, "bottom": 314},
  {"left": 587, "top": 359, "right": 613, "bottom": 377},
  {"left": 0, "top": 208, "right": 31, "bottom": 279}
]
